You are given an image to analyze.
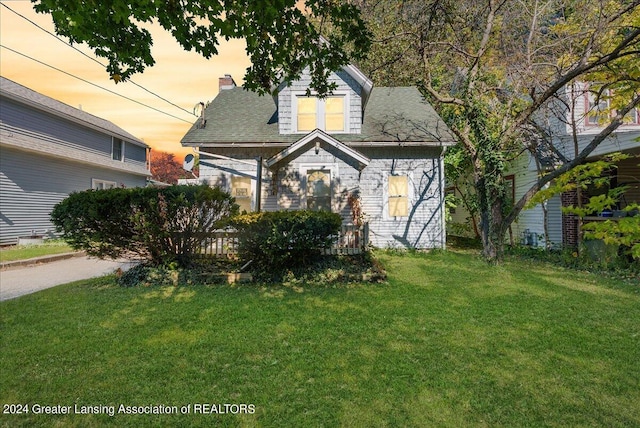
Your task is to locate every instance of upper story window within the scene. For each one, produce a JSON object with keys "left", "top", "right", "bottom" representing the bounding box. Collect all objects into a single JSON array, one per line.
[
  {"left": 586, "top": 89, "right": 610, "bottom": 126},
  {"left": 112, "top": 138, "right": 124, "bottom": 161},
  {"left": 585, "top": 88, "right": 639, "bottom": 126},
  {"left": 295, "top": 95, "right": 346, "bottom": 133}
]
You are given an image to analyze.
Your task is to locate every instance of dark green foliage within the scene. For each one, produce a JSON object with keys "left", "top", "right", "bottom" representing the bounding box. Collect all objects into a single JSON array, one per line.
[
  {"left": 50, "top": 187, "right": 138, "bottom": 259},
  {"left": 51, "top": 185, "right": 237, "bottom": 266},
  {"left": 230, "top": 210, "right": 342, "bottom": 270},
  {"left": 117, "top": 260, "right": 239, "bottom": 287},
  {"left": 117, "top": 253, "right": 385, "bottom": 287},
  {"left": 506, "top": 245, "right": 640, "bottom": 283},
  {"left": 253, "top": 252, "right": 386, "bottom": 284}
]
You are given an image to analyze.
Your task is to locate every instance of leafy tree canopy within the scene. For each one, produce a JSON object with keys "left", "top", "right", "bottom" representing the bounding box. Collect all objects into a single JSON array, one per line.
[
  {"left": 357, "top": 0, "right": 640, "bottom": 261},
  {"left": 32, "top": 0, "right": 371, "bottom": 95}
]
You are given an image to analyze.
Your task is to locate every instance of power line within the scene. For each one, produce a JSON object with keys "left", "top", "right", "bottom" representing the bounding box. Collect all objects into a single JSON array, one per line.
[
  {"left": 0, "top": 1, "right": 197, "bottom": 118},
  {"left": 0, "top": 44, "right": 195, "bottom": 124}
]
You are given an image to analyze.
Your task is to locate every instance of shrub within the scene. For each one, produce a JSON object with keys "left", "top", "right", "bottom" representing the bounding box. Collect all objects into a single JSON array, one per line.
[
  {"left": 230, "top": 210, "right": 342, "bottom": 269},
  {"left": 51, "top": 185, "right": 237, "bottom": 266}
]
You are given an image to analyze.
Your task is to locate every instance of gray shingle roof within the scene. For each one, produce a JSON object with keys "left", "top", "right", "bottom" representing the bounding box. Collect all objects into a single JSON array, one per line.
[
  {"left": 181, "top": 86, "right": 456, "bottom": 147},
  {"left": 0, "top": 76, "right": 147, "bottom": 147}
]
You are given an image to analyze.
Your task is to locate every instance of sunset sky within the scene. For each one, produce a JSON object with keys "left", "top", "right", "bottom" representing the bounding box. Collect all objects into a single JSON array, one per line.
[{"left": 0, "top": 1, "right": 251, "bottom": 159}]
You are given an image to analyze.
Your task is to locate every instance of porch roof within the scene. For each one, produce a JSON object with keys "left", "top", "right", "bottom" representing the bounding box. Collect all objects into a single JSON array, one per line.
[{"left": 266, "top": 129, "right": 371, "bottom": 171}]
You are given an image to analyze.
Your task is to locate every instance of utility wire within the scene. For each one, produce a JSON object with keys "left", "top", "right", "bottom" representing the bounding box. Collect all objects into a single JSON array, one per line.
[
  {"left": 1, "top": 44, "right": 195, "bottom": 124},
  {"left": 1, "top": 1, "right": 197, "bottom": 118}
]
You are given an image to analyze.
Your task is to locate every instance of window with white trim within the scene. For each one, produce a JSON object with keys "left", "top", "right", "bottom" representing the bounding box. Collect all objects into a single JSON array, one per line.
[
  {"left": 112, "top": 137, "right": 124, "bottom": 161},
  {"left": 295, "top": 95, "right": 346, "bottom": 133},
  {"left": 585, "top": 88, "right": 639, "bottom": 126},
  {"left": 231, "top": 176, "right": 252, "bottom": 213},
  {"left": 92, "top": 179, "right": 117, "bottom": 190},
  {"left": 306, "top": 169, "right": 332, "bottom": 211},
  {"left": 388, "top": 175, "right": 409, "bottom": 217},
  {"left": 622, "top": 107, "right": 640, "bottom": 125}
]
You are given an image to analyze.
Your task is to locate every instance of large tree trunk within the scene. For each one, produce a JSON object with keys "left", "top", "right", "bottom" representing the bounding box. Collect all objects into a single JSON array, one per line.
[{"left": 476, "top": 172, "right": 508, "bottom": 262}]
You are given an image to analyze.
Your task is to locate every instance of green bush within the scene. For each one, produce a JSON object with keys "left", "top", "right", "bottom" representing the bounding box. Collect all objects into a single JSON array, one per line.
[
  {"left": 230, "top": 210, "right": 342, "bottom": 269},
  {"left": 51, "top": 185, "right": 237, "bottom": 266}
]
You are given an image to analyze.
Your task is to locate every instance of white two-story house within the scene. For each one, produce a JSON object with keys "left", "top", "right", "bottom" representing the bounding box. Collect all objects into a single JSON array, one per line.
[{"left": 181, "top": 66, "right": 456, "bottom": 249}]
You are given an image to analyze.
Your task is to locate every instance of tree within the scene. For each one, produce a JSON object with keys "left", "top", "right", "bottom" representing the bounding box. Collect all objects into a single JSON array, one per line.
[
  {"left": 151, "top": 151, "right": 194, "bottom": 185},
  {"left": 32, "top": 0, "right": 371, "bottom": 95},
  {"left": 356, "top": 0, "right": 640, "bottom": 261}
]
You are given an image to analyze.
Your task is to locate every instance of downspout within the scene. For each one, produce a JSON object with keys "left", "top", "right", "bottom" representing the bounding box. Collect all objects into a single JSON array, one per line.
[
  {"left": 441, "top": 145, "right": 448, "bottom": 250},
  {"left": 256, "top": 157, "right": 262, "bottom": 212}
]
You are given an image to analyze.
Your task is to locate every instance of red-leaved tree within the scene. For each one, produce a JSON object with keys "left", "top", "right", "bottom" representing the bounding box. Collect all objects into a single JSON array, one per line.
[{"left": 151, "top": 151, "right": 195, "bottom": 185}]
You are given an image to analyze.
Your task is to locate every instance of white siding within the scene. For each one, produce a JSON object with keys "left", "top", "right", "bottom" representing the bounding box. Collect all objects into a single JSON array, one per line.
[
  {"left": 278, "top": 69, "right": 362, "bottom": 135},
  {"left": 359, "top": 147, "right": 445, "bottom": 249},
  {"left": 198, "top": 146, "right": 447, "bottom": 249},
  {"left": 0, "top": 146, "right": 147, "bottom": 245}
]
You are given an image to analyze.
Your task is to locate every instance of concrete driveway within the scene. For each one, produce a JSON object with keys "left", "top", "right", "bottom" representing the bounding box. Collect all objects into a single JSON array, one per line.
[{"left": 0, "top": 255, "right": 136, "bottom": 301}]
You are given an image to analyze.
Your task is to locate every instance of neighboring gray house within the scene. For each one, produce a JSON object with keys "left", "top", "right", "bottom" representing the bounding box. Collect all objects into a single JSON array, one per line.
[
  {"left": 181, "top": 67, "right": 456, "bottom": 249},
  {"left": 448, "top": 81, "right": 640, "bottom": 248},
  {"left": 0, "top": 76, "right": 150, "bottom": 245}
]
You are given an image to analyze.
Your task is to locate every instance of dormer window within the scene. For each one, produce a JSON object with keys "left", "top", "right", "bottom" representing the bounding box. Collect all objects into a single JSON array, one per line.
[
  {"left": 295, "top": 94, "right": 346, "bottom": 133},
  {"left": 297, "top": 97, "right": 317, "bottom": 132}
]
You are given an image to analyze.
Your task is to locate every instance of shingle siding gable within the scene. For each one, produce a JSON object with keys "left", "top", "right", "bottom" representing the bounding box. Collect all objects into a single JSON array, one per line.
[{"left": 278, "top": 69, "right": 363, "bottom": 134}]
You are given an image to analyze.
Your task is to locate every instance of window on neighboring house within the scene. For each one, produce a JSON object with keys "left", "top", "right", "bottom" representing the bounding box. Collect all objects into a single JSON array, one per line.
[
  {"left": 585, "top": 88, "right": 639, "bottom": 126},
  {"left": 92, "top": 179, "right": 117, "bottom": 190},
  {"left": 231, "top": 176, "right": 252, "bottom": 213},
  {"left": 306, "top": 169, "right": 331, "bottom": 211},
  {"left": 622, "top": 107, "right": 640, "bottom": 125},
  {"left": 585, "top": 89, "right": 610, "bottom": 126},
  {"left": 445, "top": 187, "right": 456, "bottom": 214},
  {"left": 388, "top": 175, "right": 409, "bottom": 217},
  {"left": 504, "top": 175, "right": 515, "bottom": 207},
  {"left": 296, "top": 95, "right": 345, "bottom": 133},
  {"left": 112, "top": 138, "right": 124, "bottom": 161}
]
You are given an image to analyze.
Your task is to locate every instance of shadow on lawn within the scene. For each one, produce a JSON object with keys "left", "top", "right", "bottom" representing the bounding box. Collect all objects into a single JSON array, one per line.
[{"left": 3, "top": 250, "right": 639, "bottom": 427}]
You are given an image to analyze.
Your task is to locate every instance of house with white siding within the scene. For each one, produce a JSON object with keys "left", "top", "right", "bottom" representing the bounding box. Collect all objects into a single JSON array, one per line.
[
  {"left": 181, "top": 67, "right": 456, "bottom": 249},
  {"left": 0, "top": 76, "right": 151, "bottom": 245},
  {"left": 448, "top": 82, "right": 640, "bottom": 248}
]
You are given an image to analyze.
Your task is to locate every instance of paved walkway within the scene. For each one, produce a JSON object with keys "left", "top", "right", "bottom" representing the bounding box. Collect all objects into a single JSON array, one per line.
[{"left": 0, "top": 255, "right": 136, "bottom": 301}]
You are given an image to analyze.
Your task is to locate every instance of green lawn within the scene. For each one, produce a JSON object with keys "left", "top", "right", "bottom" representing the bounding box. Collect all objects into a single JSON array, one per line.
[
  {"left": 1, "top": 250, "right": 638, "bottom": 427},
  {"left": 0, "top": 240, "right": 75, "bottom": 263}
]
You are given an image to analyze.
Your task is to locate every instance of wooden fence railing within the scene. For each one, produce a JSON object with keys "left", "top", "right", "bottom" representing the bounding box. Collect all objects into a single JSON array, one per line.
[{"left": 199, "top": 223, "right": 369, "bottom": 257}]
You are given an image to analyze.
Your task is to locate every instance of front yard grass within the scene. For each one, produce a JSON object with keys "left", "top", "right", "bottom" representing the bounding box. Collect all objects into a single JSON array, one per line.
[
  {"left": 1, "top": 250, "right": 638, "bottom": 427},
  {"left": 0, "top": 240, "right": 75, "bottom": 263}
]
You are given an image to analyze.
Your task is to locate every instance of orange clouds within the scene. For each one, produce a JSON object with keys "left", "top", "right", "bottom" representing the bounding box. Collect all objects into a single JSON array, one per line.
[{"left": 0, "top": 3, "right": 251, "bottom": 158}]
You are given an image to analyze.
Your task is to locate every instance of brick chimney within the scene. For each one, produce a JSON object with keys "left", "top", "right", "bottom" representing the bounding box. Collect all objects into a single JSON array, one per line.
[{"left": 219, "top": 74, "right": 236, "bottom": 92}]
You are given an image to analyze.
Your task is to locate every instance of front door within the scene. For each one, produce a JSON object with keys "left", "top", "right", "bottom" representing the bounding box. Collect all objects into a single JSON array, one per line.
[{"left": 307, "top": 169, "right": 331, "bottom": 211}]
